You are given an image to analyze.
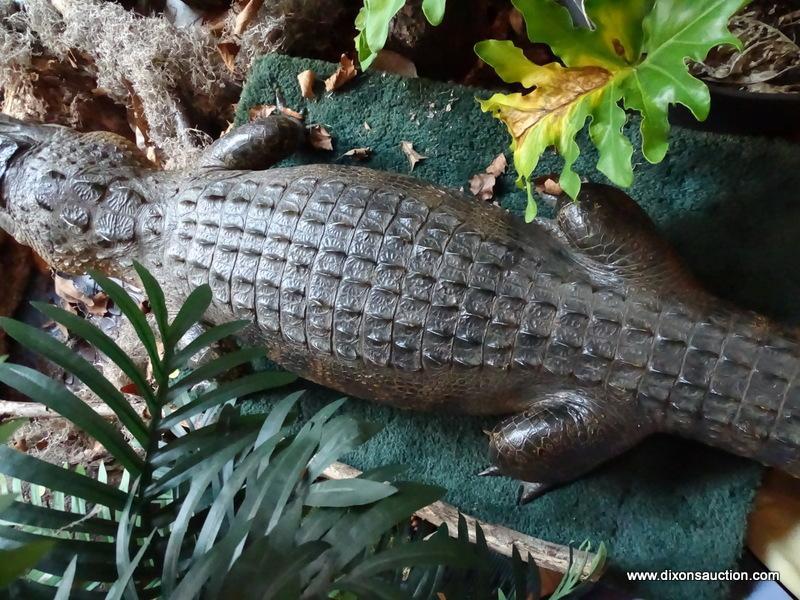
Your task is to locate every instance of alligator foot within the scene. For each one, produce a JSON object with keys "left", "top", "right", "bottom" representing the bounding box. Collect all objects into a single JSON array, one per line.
[
  {"left": 518, "top": 482, "right": 554, "bottom": 505},
  {"left": 486, "top": 387, "right": 653, "bottom": 502}
]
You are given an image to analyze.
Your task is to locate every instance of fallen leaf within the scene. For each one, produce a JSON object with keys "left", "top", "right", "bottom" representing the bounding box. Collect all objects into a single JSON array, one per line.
[
  {"left": 124, "top": 84, "right": 160, "bottom": 166},
  {"left": 469, "top": 172, "right": 497, "bottom": 202},
  {"left": 342, "top": 147, "right": 371, "bottom": 160},
  {"left": 468, "top": 153, "right": 508, "bottom": 202},
  {"left": 120, "top": 382, "right": 143, "bottom": 397},
  {"left": 297, "top": 69, "right": 316, "bottom": 99},
  {"left": 534, "top": 175, "right": 564, "bottom": 197},
  {"left": 325, "top": 54, "right": 358, "bottom": 92},
  {"left": 371, "top": 49, "right": 418, "bottom": 78},
  {"left": 308, "top": 125, "right": 333, "bottom": 151},
  {"left": 248, "top": 104, "right": 303, "bottom": 121},
  {"left": 282, "top": 107, "right": 303, "bottom": 120},
  {"left": 217, "top": 42, "right": 240, "bottom": 73},
  {"left": 400, "top": 141, "right": 426, "bottom": 171},
  {"left": 485, "top": 153, "right": 508, "bottom": 177},
  {"left": 248, "top": 104, "right": 277, "bottom": 120},
  {"left": 204, "top": 8, "right": 230, "bottom": 34},
  {"left": 234, "top": 0, "right": 265, "bottom": 35},
  {"left": 54, "top": 275, "right": 109, "bottom": 316},
  {"left": 42, "top": 318, "right": 70, "bottom": 341}
]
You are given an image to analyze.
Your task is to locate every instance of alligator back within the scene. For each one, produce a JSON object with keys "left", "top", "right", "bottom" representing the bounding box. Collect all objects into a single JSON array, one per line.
[
  {"left": 160, "top": 165, "right": 584, "bottom": 414},
  {"left": 158, "top": 164, "right": 800, "bottom": 476}
]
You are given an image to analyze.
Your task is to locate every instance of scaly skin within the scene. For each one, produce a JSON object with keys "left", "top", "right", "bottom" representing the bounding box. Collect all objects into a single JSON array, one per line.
[{"left": 1, "top": 114, "right": 799, "bottom": 499}]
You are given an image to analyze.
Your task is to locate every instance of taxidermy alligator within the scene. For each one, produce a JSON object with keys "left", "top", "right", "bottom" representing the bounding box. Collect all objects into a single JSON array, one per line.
[{"left": 1, "top": 113, "right": 799, "bottom": 501}]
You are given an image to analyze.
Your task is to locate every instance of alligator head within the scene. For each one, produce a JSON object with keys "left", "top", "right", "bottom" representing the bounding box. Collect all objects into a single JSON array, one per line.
[{"left": 0, "top": 114, "right": 161, "bottom": 278}]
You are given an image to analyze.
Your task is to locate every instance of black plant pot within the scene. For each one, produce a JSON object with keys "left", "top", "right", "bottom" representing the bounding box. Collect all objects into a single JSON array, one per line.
[{"left": 670, "top": 83, "right": 800, "bottom": 136}]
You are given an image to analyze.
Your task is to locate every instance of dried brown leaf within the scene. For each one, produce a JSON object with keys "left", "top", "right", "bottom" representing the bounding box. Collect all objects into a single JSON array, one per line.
[
  {"left": 234, "top": 0, "right": 265, "bottom": 35},
  {"left": 217, "top": 42, "right": 240, "bottom": 74},
  {"left": 309, "top": 125, "right": 333, "bottom": 151},
  {"left": 325, "top": 55, "right": 358, "bottom": 92},
  {"left": 534, "top": 175, "right": 564, "bottom": 197},
  {"left": 54, "top": 275, "right": 109, "bottom": 316},
  {"left": 204, "top": 8, "right": 231, "bottom": 34},
  {"left": 297, "top": 69, "right": 316, "bottom": 99},
  {"left": 371, "top": 50, "right": 418, "bottom": 78},
  {"left": 342, "top": 147, "right": 371, "bottom": 160},
  {"left": 248, "top": 103, "right": 305, "bottom": 122},
  {"left": 249, "top": 104, "right": 277, "bottom": 120},
  {"left": 280, "top": 106, "right": 304, "bottom": 120},
  {"left": 468, "top": 153, "right": 508, "bottom": 202},
  {"left": 469, "top": 172, "right": 497, "bottom": 202},
  {"left": 125, "top": 85, "right": 159, "bottom": 167},
  {"left": 400, "top": 141, "right": 426, "bottom": 171},
  {"left": 485, "top": 153, "right": 508, "bottom": 177}
]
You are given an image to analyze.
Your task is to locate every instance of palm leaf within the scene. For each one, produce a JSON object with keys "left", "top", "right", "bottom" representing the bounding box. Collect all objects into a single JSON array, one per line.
[
  {"left": 0, "top": 318, "right": 149, "bottom": 446},
  {"left": 88, "top": 270, "right": 161, "bottom": 381},
  {"left": 168, "top": 320, "right": 249, "bottom": 371},
  {"left": 0, "top": 363, "right": 142, "bottom": 474},
  {"left": 32, "top": 302, "right": 156, "bottom": 410},
  {"left": 132, "top": 262, "right": 169, "bottom": 341},
  {"left": 166, "top": 285, "right": 212, "bottom": 349}
]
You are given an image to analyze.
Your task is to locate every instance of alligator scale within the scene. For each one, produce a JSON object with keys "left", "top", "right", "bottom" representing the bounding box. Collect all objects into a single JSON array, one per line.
[{"left": 2, "top": 114, "right": 799, "bottom": 500}]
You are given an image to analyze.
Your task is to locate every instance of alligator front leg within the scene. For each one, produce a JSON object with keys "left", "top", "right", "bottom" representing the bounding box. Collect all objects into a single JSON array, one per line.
[
  {"left": 199, "top": 113, "right": 306, "bottom": 171},
  {"left": 485, "top": 387, "right": 654, "bottom": 503}
]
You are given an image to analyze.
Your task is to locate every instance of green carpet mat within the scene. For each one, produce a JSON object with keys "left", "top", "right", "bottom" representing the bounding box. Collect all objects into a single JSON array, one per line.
[{"left": 237, "top": 53, "right": 800, "bottom": 599}]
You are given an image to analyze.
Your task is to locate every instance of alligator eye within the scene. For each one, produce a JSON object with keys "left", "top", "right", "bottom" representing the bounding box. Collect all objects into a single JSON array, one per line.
[{"left": 35, "top": 170, "right": 66, "bottom": 211}]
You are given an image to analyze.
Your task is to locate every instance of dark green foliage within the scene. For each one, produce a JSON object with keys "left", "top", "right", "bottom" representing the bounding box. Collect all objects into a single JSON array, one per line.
[{"left": 0, "top": 263, "right": 600, "bottom": 598}]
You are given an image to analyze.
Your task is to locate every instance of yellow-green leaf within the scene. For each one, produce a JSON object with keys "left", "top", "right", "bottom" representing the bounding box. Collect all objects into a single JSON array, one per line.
[
  {"left": 476, "top": 0, "right": 747, "bottom": 213},
  {"left": 422, "top": 0, "right": 446, "bottom": 26},
  {"left": 354, "top": 0, "right": 405, "bottom": 69},
  {"left": 355, "top": 0, "right": 448, "bottom": 68}
]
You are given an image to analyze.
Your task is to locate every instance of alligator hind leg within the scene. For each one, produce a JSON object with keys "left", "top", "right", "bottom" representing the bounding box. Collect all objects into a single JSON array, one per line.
[
  {"left": 485, "top": 387, "right": 653, "bottom": 503},
  {"left": 555, "top": 184, "right": 697, "bottom": 294},
  {"left": 199, "top": 113, "right": 305, "bottom": 171}
]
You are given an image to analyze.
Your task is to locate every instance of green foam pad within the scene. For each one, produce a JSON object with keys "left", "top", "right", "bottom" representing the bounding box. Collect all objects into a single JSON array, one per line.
[{"left": 238, "top": 52, "right": 800, "bottom": 598}]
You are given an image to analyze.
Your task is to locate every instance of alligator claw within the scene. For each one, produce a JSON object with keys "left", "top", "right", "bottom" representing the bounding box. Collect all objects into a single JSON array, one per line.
[
  {"left": 518, "top": 482, "right": 552, "bottom": 505},
  {"left": 274, "top": 85, "right": 287, "bottom": 111},
  {"left": 477, "top": 465, "right": 502, "bottom": 477}
]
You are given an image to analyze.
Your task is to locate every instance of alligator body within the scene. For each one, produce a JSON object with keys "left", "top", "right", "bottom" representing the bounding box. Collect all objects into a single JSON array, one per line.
[{"left": 2, "top": 114, "right": 799, "bottom": 499}]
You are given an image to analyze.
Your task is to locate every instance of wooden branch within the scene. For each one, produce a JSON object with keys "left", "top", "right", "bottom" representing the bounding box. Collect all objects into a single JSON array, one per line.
[
  {"left": 321, "top": 461, "right": 601, "bottom": 577},
  {"left": 0, "top": 400, "right": 146, "bottom": 421}
]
